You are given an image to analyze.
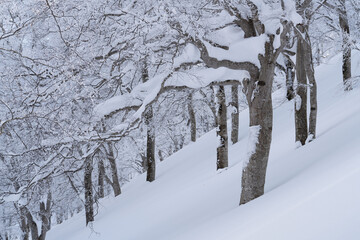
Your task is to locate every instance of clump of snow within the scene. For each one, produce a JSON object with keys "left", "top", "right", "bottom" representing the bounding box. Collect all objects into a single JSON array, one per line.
[
  {"left": 294, "top": 94, "right": 302, "bottom": 111},
  {"left": 205, "top": 34, "right": 268, "bottom": 68},
  {"left": 306, "top": 134, "right": 314, "bottom": 144},
  {"left": 244, "top": 125, "right": 261, "bottom": 167},
  {"left": 94, "top": 95, "right": 142, "bottom": 117},
  {"left": 3, "top": 193, "right": 21, "bottom": 203},
  {"left": 165, "top": 67, "right": 249, "bottom": 89},
  {"left": 295, "top": 140, "right": 302, "bottom": 149},
  {"left": 283, "top": 1, "right": 303, "bottom": 25},
  {"left": 173, "top": 44, "right": 200, "bottom": 68},
  {"left": 206, "top": 25, "right": 245, "bottom": 47}
]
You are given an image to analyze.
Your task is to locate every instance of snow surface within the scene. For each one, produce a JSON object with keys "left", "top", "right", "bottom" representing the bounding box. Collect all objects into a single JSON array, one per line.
[{"left": 48, "top": 51, "right": 360, "bottom": 240}]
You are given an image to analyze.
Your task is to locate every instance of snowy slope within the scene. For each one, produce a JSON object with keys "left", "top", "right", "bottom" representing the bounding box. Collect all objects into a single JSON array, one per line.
[{"left": 47, "top": 51, "right": 360, "bottom": 240}]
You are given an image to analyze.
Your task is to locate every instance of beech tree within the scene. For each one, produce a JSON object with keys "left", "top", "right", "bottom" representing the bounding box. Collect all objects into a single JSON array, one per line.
[{"left": 294, "top": 0, "right": 318, "bottom": 145}]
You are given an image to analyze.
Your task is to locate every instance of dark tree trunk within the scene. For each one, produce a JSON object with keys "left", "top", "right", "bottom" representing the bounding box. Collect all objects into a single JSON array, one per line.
[
  {"left": 187, "top": 93, "right": 196, "bottom": 142},
  {"left": 38, "top": 192, "right": 51, "bottom": 240},
  {"left": 230, "top": 85, "right": 239, "bottom": 144},
  {"left": 295, "top": 35, "right": 308, "bottom": 145},
  {"left": 216, "top": 85, "right": 228, "bottom": 170},
  {"left": 13, "top": 183, "right": 30, "bottom": 240},
  {"left": 84, "top": 156, "right": 94, "bottom": 226},
  {"left": 339, "top": 0, "right": 352, "bottom": 91},
  {"left": 240, "top": 44, "right": 275, "bottom": 204},
  {"left": 105, "top": 143, "right": 122, "bottom": 196},
  {"left": 294, "top": 1, "right": 317, "bottom": 142},
  {"left": 285, "top": 58, "right": 295, "bottom": 101},
  {"left": 24, "top": 209, "right": 38, "bottom": 240},
  {"left": 142, "top": 59, "right": 156, "bottom": 182},
  {"left": 19, "top": 207, "right": 29, "bottom": 240},
  {"left": 100, "top": 120, "right": 121, "bottom": 197},
  {"left": 304, "top": 34, "right": 317, "bottom": 140},
  {"left": 97, "top": 159, "right": 105, "bottom": 199},
  {"left": 145, "top": 106, "right": 156, "bottom": 182},
  {"left": 209, "top": 86, "right": 218, "bottom": 127}
]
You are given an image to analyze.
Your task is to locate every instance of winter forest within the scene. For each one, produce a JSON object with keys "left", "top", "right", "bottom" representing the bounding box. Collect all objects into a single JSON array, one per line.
[{"left": 1, "top": 0, "right": 360, "bottom": 239}]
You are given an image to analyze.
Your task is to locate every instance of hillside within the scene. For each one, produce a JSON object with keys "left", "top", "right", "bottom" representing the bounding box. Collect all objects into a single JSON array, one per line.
[{"left": 47, "top": 52, "right": 360, "bottom": 240}]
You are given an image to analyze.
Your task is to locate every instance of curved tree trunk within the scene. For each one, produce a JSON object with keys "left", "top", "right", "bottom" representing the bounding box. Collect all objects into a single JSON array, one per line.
[{"left": 216, "top": 85, "right": 228, "bottom": 170}]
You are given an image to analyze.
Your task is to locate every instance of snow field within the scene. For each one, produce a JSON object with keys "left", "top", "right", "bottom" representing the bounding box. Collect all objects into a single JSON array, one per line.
[{"left": 48, "top": 51, "right": 360, "bottom": 240}]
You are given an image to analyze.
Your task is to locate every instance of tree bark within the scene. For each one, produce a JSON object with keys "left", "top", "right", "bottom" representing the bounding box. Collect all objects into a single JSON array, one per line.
[
  {"left": 304, "top": 34, "right": 317, "bottom": 140},
  {"left": 19, "top": 207, "right": 29, "bottom": 240},
  {"left": 187, "top": 93, "right": 196, "bottom": 142},
  {"left": 105, "top": 143, "right": 121, "bottom": 196},
  {"left": 339, "top": 0, "right": 352, "bottom": 91},
  {"left": 295, "top": 35, "right": 308, "bottom": 145},
  {"left": 285, "top": 58, "right": 295, "bottom": 101},
  {"left": 97, "top": 159, "right": 105, "bottom": 199},
  {"left": 24, "top": 208, "right": 38, "bottom": 240},
  {"left": 100, "top": 120, "right": 121, "bottom": 197},
  {"left": 145, "top": 105, "right": 156, "bottom": 182},
  {"left": 84, "top": 156, "right": 94, "bottom": 226},
  {"left": 240, "top": 45, "right": 275, "bottom": 204},
  {"left": 230, "top": 85, "right": 239, "bottom": 144},
  {"left": 294, "top": 1, "right": 317, "bottom": 142},
  {"left": 142, "top": 59, "right": 156, "bottom": 182},
  {"left": 12, "top": 183, "right": 30, "bottom": 240},
  {"left": 38, "top": 191, "right": 51, "bottom": 240},
  {"left": 216, "top": 85, "right": 228, "bottom": 170}
]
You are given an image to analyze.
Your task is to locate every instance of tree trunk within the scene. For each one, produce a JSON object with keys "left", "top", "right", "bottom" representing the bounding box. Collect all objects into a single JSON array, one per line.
[
  {"left": 12, "top": 183, "right": 29, "bottom": 240},
  {"left": 187, "top": 93, "right": 196, "bottom": 142},
  {"left": 100, "top": 120, "right": 121, "bottom": 197},
  {"left": 216, "top": 85, "right": 228, "bottom": 170},
  {"left": 209, "top": 86, "right": 218, "bottom": 127},
  {"left": 230, "top": 85, "right": 239, "bottom": 144},
  {"left": 19, "top": 207, "right": 29, "bottom": 240},
  {"left": 38, "top": 191, "right": 51, "bottom": 240},
  {"left": 84, "top": 156, "right": 94, "bottom": 226},
  {"left": 105, "top": 143, "right": 122, "bottom": 196},
  {"left": 339, "top": 0, "right": 352, "bottom": 91},
  {"left": 145, "top": 105, "right": 156, "bottom": 182},
  {"left": 294, "top": 2, "right": 317, "bottom": 142},
  {"left": 285, "top": 58, "right": 295, "bottom": 101},
  {"left": 142, "top": 59, "right": 156, "bottom": 182},
  {"left": 295, "top": 35, "right": 308, "bottom": 145},
  {"left": 97, "top": 159, "right": 105, "bottom": 199},
  {"left": 240, "top": 55, "right": 275, "bottom": 205},
  {"left": 24, "top": 208, "right": 38, "bottom": 240},
  {"left": 304, "top": 34, "right": 317, "bottom": 140}
]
